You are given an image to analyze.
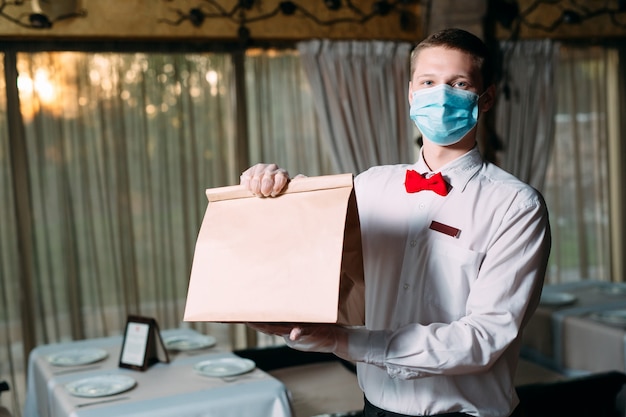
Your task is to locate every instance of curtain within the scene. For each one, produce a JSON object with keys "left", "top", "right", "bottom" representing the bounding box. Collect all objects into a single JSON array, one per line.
[
  {"left": 495, "top": 39, "right": 558, "bottom": 192},
  {"left": 0, "top": 52, "right": 23, "bottom": 416},
  {"left": 543, "top": 46, "right": 614, "bottom": 284},
  {"left": 297, "top": 40, "right": 414, "bottom": 174},
  {"left": 17, "top": 51, "right": 236, "bottom": 338},
  {"left": 245, "top": 48, "right": 333, "bottom": 177},
  {"left": 491, "top": 41, "right": 618, "bottom": 284},
  {"left": 609, "top": 47, "right": 626, "bottom": 286},
  {"left": 0, "top": 52, "right": 239, "bottom": 416},
  {"left": 0, "top": 48, "right": 328, "bottom": 415}
]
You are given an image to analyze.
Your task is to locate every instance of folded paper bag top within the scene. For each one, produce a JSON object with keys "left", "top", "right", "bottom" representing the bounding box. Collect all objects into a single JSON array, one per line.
[{"left": 183, "top": 173, "right": 365, "bottom": 325}]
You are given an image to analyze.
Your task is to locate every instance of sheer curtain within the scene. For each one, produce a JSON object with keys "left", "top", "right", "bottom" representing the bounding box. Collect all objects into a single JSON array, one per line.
[
  {"left": 610, "top": 47, "right": 626, "bottom": 287},
  {"left": 495, "top": 40, "right": 558, "bottom": 192},
  {"left": 494, "top": 41, "right": 617, "bottom": 285},
  {"left": 17, "top": 51, "right": 236, "bottom": 338},
  {"left": 246, "top": 48, "right": 333, "bottom": 177},
  {"left": 0, "top": 52, "right": 239, "bottom": 415},
  {"left": 297, "top": 40, "right": 414, "bottom": 174},
  {"left": 0, "top": 48, "right": 327, "bottom": 414},
  {"left": 0, "top": 52, "right": 23, "bottom": 414},
  {"left": 543, "top": 46, "right": 615, "bottom": 283}
]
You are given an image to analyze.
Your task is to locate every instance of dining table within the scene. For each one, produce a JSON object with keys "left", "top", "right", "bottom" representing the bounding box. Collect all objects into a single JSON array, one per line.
[
  {"left": 522, "top": 280, "right": 626, "bottom": 375},
  {"left": 23, "top": 327, "right": 293, "bottom": 417}
]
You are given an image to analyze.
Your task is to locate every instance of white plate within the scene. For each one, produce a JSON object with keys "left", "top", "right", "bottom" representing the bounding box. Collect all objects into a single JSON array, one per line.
[
  {"left": 164, "top": 334, "right": 217, "bottom": 351},
  {"left": 590, "top": 309, "right": 626, "bottom": 326},
  {"left": 539, "top": 292, "right": 577, "bottom": 306},
  {"left": 47, "top": 348, "right": 108, "bottom": 366},
  {"left": 193, "top": 357, "right": 256, "bottom": 377},
  {"left": 66, "top": 374, "right": 136, "bottom": 398}
]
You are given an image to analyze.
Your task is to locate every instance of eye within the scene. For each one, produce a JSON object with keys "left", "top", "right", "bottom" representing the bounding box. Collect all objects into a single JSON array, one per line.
[
  {"left": 420, "top": 80, "right": 434, "bottom": 87},
  {"left": 452, "top": 81, "right": 468, "bottom": 88}
]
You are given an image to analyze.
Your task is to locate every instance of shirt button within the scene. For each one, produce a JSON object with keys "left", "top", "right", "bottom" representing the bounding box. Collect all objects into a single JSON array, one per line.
[
  {"left": 403, "top": 283, "right": 409, "bottom": 290},
  {"left": 419, "top": 203, "right": 425, "bottom": 209},
  {"left": 410, "top": 240, "right": 417, "bottom": 247}
]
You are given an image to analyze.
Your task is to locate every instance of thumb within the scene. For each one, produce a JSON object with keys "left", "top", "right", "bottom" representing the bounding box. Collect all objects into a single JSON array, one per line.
[{"left": 289, "top": 327, "right": 303, "bottom": 341}]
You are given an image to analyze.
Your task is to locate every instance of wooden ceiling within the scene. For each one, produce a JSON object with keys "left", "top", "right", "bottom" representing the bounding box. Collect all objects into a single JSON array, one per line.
[
  {"left": 493, "top": 0, "right": 626, "bottom": 41},
  {"left": 0, "top": 0, "right": 423, "bottom": 43},
  {"left": 0, "top": 1, "right": 624, "bottom": 44}
]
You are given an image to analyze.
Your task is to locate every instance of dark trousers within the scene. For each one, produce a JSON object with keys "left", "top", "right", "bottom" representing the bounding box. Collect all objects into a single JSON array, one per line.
[
  {"left": 363, "top": 397, "right": 522, "bottom": 417},
  {"left": 363, "top": 397, "right": 472, "bottom": 417}
]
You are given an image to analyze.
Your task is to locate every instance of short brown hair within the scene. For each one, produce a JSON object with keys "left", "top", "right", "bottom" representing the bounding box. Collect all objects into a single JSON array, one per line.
[{"left": 410, "top": 28, "right": 494, "bottom": 89}]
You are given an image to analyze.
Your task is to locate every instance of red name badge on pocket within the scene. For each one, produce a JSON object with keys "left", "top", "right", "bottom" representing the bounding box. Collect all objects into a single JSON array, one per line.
[{"left": 429, "top": 221, "right": 460, "bottom": 238}]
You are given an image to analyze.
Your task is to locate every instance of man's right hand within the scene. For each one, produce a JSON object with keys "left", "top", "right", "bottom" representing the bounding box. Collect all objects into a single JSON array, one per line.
[{"left": 240, "top": 163, "right": 291, "bottom": 197}]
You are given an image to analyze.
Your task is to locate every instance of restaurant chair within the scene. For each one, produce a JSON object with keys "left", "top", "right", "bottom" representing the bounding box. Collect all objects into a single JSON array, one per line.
[
  {"left": 0, "top": 380, "right": 13, "bottom": 417},
  {"left": 515, "top": 370, "right": 626, "bottom": 417}
]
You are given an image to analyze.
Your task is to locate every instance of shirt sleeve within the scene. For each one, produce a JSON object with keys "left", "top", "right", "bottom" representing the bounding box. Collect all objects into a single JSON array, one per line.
[{"left": 344, "top": 195, "right": 551, "bottom": 379}]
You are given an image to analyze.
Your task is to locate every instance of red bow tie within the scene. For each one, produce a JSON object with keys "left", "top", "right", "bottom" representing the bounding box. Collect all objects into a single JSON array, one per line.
[{"left": 405, "top": 170, "right": 449, "bottom": 196}]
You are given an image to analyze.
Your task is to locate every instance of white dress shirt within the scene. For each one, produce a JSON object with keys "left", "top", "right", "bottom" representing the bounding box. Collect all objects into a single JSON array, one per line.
[{"left": 343, "top": 146, "right": 551, "bottom": 417}]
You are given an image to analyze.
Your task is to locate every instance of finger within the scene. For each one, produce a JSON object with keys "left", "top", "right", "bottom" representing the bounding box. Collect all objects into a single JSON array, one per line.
[
  {"left": 268, "top": 169, "right": 289, "bottom": 197},
  {"left": 240, "top": 165, "right": 262, "bottom": 195},
  {"left": 289, "top": 327, "right": 303, "bottom": 341},
  {"left": 240, "top": 163, "right": 291, "bottom": 197},
  {"left": 249, "top": 164, "right": 274, "bottom": 196},
  {"left": 273, "top": 173, "right": 305, "bottom": 196},
  {"left": 255, "top": 164, "right": 287, "bottom": 197},
  {"left": 240, "top": 164, "right": 263, "bottom": 194}
]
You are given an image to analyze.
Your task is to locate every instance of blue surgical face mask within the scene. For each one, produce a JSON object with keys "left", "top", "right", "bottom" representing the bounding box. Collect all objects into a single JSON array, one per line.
[{"left": 410, "top": 84, "right": 480, "bottom": 146}]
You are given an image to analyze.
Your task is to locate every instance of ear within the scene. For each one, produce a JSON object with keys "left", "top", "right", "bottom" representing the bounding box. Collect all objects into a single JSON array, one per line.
[
  {"left": 407, "top": 81, "right": 413, "bottom": 104},
  {"left": 479, "top": 84, "right": 497, "bottom": 113}
]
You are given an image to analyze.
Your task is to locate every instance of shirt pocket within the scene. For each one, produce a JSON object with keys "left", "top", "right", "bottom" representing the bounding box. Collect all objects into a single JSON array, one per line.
[{"left": 421, "top": 238, "right": 485, "bottom": 321}]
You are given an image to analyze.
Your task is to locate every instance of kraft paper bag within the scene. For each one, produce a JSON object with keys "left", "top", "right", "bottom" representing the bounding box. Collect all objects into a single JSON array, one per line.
[{"left": 183, "top": 173, "right": 365, "bottom": 325}]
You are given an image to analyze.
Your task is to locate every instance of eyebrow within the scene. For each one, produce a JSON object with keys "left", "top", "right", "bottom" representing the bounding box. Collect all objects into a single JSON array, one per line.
[{"left": 415, "top": 73, "right": 471, "bottom": 79}]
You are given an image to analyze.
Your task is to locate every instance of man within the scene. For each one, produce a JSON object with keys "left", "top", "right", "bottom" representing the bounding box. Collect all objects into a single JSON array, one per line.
[{"left": 241, "top": 28, "right": 551, "bottom": 417}]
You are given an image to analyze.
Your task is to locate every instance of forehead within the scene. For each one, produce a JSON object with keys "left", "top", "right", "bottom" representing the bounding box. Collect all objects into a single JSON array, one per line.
[{"left": 412, "top": 46, "right": 482, "bottom": 84}]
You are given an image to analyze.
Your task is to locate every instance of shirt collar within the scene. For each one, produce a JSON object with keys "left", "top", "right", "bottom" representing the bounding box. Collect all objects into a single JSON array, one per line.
[{"left": 413, "top": 146, "right": 483, "bottom": 193}]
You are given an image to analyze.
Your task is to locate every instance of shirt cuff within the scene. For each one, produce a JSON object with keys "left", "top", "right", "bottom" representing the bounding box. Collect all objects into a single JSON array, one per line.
[{"left": 347, "top": 327, "right": 388, "bottom": 366}]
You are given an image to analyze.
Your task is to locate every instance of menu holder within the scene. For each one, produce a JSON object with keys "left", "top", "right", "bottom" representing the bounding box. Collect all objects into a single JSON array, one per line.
[{"left": 119, "top": 315, "right": 170, "bottom": 371}]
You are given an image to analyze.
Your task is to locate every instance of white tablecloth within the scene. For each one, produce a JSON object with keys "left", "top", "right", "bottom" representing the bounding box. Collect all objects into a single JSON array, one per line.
[
  {"left": 522, "top": 280, "right": 626, "bottom": 374},
  {"left": 24, "top": 328, "right": 293, "bottom": 417}
]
